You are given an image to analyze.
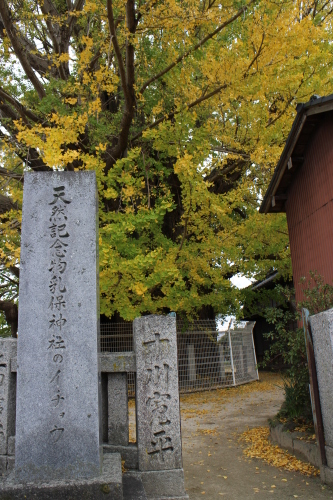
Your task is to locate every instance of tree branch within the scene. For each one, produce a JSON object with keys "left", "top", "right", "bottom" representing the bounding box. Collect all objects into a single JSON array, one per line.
[
  {"left": 107, "top": 0, "right": 130, "bottom": 105},
  {"left": 139, "top": 0, "right": 255, "bottom": 94},
  {"left": 131, "top": 83, "right": 227, "bottom": 142},
  {"left": 105, "top": 0, "right": 137, "bottom": 174},
  {"left": 0, "top": 1, "right": 46, "bottom": 99},
  {"left": 0, "top": 87, "right": 41, "bottom": 124},
  {"left": 0, "top": 167, "right": 24, "bottom": 182},
  {"left": 0, "top": 194, "right": 18, "bottom": 215}
]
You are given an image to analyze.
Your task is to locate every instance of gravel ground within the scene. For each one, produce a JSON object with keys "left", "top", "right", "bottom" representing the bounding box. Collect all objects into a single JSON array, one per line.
[{"left": 179, "top": 372, "right": 333, "bottom": 500}]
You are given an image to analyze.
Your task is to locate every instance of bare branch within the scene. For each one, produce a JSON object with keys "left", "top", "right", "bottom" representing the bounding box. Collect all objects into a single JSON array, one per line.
[
  {"left": 0, "top": 167, "right": 24, "bottom": 182},
  {"left": 0, "top": 194, "right": 18, "bottom": 214},
  {"left": 107, "top": 0, "right": 129, "bottom": 105},
  {"left": 0, "top": 87, "right": 41, "bottom": 124}
]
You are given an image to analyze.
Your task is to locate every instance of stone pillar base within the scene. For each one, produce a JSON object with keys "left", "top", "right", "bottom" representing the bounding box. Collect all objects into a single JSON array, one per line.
[
  {"left": 127, "top": 469, "right": 189, "bottom": 499},
  {"left": 0, "top": 454, "right": 122, "bottom": 500}
]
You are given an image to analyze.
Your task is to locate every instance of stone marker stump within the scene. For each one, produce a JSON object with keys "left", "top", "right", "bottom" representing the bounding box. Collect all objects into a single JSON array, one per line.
[
  {"left": 0, "top": 172, "right": 123, "bottom": 499},
  {"left": 133, "top": 315, "right": 188, "bottom": 499}
]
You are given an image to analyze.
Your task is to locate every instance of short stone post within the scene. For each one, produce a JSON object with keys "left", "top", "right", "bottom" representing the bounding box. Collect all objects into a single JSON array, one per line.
[
  {"left": 133, "top": 315, "right": 188, "bottom": 499},
  {"left": 309, "top": 308, "right": 333, "bottom": 484},
  {"left": 108, "top": 373, "right": 129, "bottom": 446},
  {"left": 0, "top": 339, "right": 17, "bottom": 475}
]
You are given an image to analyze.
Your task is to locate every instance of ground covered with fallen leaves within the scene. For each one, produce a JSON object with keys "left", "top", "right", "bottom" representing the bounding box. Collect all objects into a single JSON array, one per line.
[
  {"left": 239, "top": 426, "right": 319, "bottom": 477},
  {"left": 128, "top": 373, "right": 333, "bottom": 498},
  {"left": 179, "top": 372, "right": 333, "bottom": 499}
]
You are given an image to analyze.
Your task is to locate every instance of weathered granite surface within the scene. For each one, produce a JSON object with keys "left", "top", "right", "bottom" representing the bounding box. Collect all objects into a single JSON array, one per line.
[
  {"left": 309, "top": 308, "right": 333, "bottom": 448},
  {"left": 100, "top": 353, "right": 136, "bottom": 373},
  {"left": 0, "top": 340, "right": 16, "bottom": 455},
  {"left": 0, "top": 339, "right": 17, "bottom": 476},
  {"left": 133, "top": 315, "right": 183, "bottom": 471},
  {"left": 130, "top": 469, "right": 188, "bottom": 499},
  {"left": 123, "top": 473, "right": 147, "bottom": 500},
  {"left": 108, "top": 373, "right": 129, "bottom": 446},
  {"left": 16, "top": 172, "right": 101, "bottom": 482},
  {"left": 0, "top": 453, "right": 122, "bottom": 500},
  {"left": 104, "top": 444, "right": 138, "bottom": 470}
]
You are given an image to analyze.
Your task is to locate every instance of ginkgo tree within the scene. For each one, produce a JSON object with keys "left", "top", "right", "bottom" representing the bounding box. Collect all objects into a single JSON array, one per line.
[{"left": 0, "top": 0, "right": 332, "bottom": 335}]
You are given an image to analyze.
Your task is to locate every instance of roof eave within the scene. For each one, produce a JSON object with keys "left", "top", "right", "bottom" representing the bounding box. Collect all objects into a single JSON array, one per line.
[{"left": 259, "top": 94, "right": 333, "bottom": 214}]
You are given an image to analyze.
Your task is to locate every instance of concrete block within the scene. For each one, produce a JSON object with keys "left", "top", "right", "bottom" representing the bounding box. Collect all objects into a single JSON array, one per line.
[
  {"left": 16, "top": 172, "right": 101, "bottom": 482},
  {"left": 104, "top": 444, "right": 138, "bottom": 470},
  {"left": 108, "top": 373, "right": 129, "bottom": 446},
  {"left": 279, "top": 430, "right": 293, "bottom": 453},
  {"left": 123, "top": 472, "right": 147, "bottom": 500},
  {"left": 139, "top": 469, "right": 188, "bottom": 499},
  {"left": 309, "top": 309, "right": 333, "bottom": 448},
  {"left": 269, "top": 424, "right": 283, "bottom": 444},
  {"left": 325, "top": 446, "right": 333, "bottom": 469},
  {"left": 320, "top": 465, "right": 333, "bottom": 487},
  {"left": 133, "top": 315, "right": 183, "bottom": 472},
  {"left": 293, "top": 439, "right": 321, "bottom": 468},
  {"left": 0, "top": 453, "right": 122, "bottom": 500},
  {"left": 100, "top": 353, "right": 136, "bottom": 373}
]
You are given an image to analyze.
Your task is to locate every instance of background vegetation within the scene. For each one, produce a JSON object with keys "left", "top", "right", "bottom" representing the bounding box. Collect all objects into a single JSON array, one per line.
[{"left": 0, "top": 1, "right": 333, "bottom": 332}]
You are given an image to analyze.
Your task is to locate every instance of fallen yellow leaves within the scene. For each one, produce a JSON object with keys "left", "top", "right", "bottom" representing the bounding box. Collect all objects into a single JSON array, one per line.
[
  {"left": 239, "top": 427, "right": 319, "bottom": 477},
  {"left": 199, "top": 429, "right": 219, "bottom": 436},
  {"left": 180, "top": 372, "right": 283, "bottom": 409}
]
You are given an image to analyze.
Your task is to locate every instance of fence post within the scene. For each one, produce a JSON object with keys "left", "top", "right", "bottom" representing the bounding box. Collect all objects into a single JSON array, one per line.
[
  {"left": 187, "top": 344, "right": 196, "bottom": 385},
  {"left": 228, "top": 329, "right": 236, "bottom": 386},
  {"left": 250, "top": 327, "right": 259, "bottom": 381}
]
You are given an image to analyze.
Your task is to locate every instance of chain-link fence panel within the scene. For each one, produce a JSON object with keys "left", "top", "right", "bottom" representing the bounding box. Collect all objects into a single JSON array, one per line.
[{"left": 100, "top": 320, "right": 258, "bottom": 397}]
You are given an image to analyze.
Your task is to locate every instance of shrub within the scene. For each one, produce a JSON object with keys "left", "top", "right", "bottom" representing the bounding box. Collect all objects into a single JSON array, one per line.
[{"left": 263, "top": 272, "right": 333, "bottom": 422}]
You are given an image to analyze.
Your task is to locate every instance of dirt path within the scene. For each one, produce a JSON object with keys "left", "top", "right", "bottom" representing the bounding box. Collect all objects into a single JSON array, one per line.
[{"left": 180, "top": 373, "right": 333, "bottom": 499}]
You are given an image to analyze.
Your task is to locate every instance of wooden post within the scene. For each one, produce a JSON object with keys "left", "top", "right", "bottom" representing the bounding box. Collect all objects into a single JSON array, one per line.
[{"left": 302, "top": 308, "right": 327, "bottom": 466}]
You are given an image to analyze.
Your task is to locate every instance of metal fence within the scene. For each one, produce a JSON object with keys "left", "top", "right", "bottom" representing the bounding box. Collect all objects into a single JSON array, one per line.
[{"left": 100, "top": 320, "right": 258, "bottom": 396}]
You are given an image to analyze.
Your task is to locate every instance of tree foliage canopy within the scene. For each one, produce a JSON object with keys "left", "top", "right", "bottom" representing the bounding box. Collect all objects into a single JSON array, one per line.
[{"left": 0, "top": 0, "right": 332, "bottom": 331}]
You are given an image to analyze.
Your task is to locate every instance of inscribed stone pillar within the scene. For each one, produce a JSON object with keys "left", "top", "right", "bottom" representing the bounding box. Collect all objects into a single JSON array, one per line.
[
  {"left": 309, "top": 308, "right": 333, "bottom": 467},
  {"left": 15, "top": 172, "right": 101, "bottom": 482},
  {"left": 133, "top": 315, "right": 183, "bottom": 471}
]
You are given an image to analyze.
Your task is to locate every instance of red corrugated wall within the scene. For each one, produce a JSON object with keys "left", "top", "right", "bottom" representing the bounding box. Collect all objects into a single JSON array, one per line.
[{"left": 286, "top": 117, "right": 333, "bottom": 304}]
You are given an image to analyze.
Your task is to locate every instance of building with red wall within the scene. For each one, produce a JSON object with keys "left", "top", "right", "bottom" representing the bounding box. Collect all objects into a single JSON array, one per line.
[{"left": 260, "top": 94, "right": 333, "bottom": 304}]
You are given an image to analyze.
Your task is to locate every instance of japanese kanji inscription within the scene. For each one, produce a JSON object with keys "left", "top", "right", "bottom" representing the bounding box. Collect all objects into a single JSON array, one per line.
[
  {"left": 15, "top": 172, "right": 101, "bottom": 482},
  {"left": 133, "top": 315, "right": 183, "bottom": 471}
]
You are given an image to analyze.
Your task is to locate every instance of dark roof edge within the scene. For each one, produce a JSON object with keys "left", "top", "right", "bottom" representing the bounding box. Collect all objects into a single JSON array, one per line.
[
  {"left": 260, "top": 94, "right": 333, "bottom": 214},
  {"left": 251, "top": 271, "right": 279, "bottom": 290}
]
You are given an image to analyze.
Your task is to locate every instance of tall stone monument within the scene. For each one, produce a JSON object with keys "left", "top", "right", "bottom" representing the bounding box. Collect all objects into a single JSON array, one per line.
[{"left": 15, "top": 172, "right": 102, "bottom": 482}]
